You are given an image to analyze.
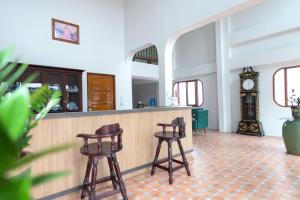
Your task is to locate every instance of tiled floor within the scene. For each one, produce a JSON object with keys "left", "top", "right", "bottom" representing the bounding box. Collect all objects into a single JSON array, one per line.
[{"left": 75, "top": 131, "right": 300, "bottom": 200}]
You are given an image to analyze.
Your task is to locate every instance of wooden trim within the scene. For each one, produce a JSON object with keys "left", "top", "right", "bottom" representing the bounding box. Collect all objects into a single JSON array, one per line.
[
  {"left": 284, "top": 68, "right": 288, "bottom": 106},
  {"left": 87, "top": 72, "right": 115, "bottom": 77},
  {"left": 273, "top": 65, "right": 300, "bottom": 107},
  {"left": 52, "top": 18, "right": 80, "bottom": 45},
  {"left": 197, "top": 80, "right": 204, "bottom": 107},
  {"left": 185, "top": 81, "right": 188, "bottom": 106},
  {"left": 273, "top": 68, "right": 285, "bottom": 107},
  {"left": 87, "top": 72, "right": 116, "bottom": 111},
  {"left": 172, "top": 79, "right": 204, "bottom": 107},
  {"left": 14, "top": 63, "right": 84, "bottom": 73}
]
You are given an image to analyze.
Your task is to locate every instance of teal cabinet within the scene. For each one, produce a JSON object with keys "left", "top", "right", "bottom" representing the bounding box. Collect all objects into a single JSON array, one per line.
[{"left": 192, "top": 108, "right": 208, "bottom": 133}]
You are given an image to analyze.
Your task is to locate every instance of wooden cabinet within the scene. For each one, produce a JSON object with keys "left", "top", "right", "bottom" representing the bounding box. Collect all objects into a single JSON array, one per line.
[{"left": 16, "top": 64, "right": 84, "bottom": 113}]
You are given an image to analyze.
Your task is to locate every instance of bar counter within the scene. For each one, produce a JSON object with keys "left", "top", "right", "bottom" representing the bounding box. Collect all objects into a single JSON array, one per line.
[{"left": 30, "top": 107, "right": 193, "bottom": 199}]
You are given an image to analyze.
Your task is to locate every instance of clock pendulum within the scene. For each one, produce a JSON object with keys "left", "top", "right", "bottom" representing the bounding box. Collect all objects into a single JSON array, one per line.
[{"left": 237, "top": 67, "right": 264, "bottom": 136}]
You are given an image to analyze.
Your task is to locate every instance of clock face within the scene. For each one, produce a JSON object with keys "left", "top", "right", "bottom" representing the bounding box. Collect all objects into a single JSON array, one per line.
[{"left": 242, "top": 79, "right": 255, "bottom": 90}]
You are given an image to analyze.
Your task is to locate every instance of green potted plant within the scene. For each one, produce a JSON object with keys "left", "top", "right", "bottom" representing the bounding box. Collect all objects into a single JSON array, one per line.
[
  {"left": 0, "top": 47, "right": 71, "bottom": 200},
  {"left": 282, "top": 89, "right": 300, "bottom": 156}
]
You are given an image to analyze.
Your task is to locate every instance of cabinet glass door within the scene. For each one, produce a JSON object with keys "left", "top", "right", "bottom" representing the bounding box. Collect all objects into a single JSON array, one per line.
[
  {"left": 47, "top": 72, "right": 64, "bottom": 112},
  {"left": 65, "top": 74, "right": 80, "bottom": 112},
  {"left": 15, "top": 70, "right": 43, "bottom": 92}
]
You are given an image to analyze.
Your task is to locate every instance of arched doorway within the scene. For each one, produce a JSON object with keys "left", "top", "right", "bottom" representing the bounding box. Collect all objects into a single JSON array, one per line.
[{"left": 127, "top": 44, "right": 160, "bottom": 108}]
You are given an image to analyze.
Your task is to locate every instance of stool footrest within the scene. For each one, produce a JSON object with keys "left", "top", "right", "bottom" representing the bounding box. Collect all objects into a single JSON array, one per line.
[
  {"left": 96, "top": 177, "right": 113, "bottom": 185},
  {"left": 156, "top": 158, "right": 168, "bottom": 165},
  {"left": 96, "top": 188, "right": 120, "bottom": 199},
  {"left": 156, "top": 164, "right": 169, "bottom": 171},
  {"left": 86, "top": 177, "right": 113, "bottom": 187},
  {"left": 172, "top": 165, "right": 185, "bottom": 171},
  {"left": 172, "top": 158, "right": 184, "bottom": 165},
  {"left": 157, "top": 158, "right": 183, "bottom": 165},
  {"left": 155, "top": 163, "right": 185, "bottom": 172}
]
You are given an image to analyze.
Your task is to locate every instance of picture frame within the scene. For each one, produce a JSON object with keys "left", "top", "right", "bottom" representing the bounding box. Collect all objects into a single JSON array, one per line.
[{"left": 52, "top": 18, "right": 80, "bottom": 45}]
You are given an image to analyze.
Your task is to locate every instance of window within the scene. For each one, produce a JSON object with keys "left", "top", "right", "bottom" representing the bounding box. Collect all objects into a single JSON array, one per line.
[
  {"left": 273, "top": 66, "right": 300, "bottom": 107},
  {"left": 173, "top": 80, "right": 203, "bottom": 106}
]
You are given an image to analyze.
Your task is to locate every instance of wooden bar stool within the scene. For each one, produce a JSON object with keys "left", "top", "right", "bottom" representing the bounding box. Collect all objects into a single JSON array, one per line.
[
  {"left": 77, "top": 123, "right": 128, "bottom": 200},
  {"left": 151, "top": 117, "right": 191, "bottom": 184}
]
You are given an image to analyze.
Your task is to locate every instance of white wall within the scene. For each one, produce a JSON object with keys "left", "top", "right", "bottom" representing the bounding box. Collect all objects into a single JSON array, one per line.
[
  {"left": 124, "top": 0, "right": 264, "bottom": 106},
  {"left": 124, "top": 0, "right": 263, "bottom": 54},
  {"left": 173, "top": 23, "right": 216, "bottom": 71},
  {"left": 0, "top": 0, "right": 132, "bottom": 111},
  {"left": 132, "top": 82, "right": 159, "bottom": 108},
  {"left": 131, "top": 62, "right": 159, "bottom": 80},
  {"left": 227, "top": 0, "right": 300, "bottom": 69},
  {"left": 172, "top": 23, "right": 218, "bottom": 130},
  {"left": 173, "top": 23, "right": 217, "bottom": 79},
  {"left": 222, "top": 0, "right": 300, "bottom": 136}
]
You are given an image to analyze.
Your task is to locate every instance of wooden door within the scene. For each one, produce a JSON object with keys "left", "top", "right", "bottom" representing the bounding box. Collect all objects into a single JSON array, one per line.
[{"left": 87, "top": 73, "right": 115, "bottom": 111}]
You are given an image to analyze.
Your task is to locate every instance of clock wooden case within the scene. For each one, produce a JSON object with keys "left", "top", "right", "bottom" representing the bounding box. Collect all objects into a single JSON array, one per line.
[{"left": 237, "top": 67, "right": 264, "bottom": 136}]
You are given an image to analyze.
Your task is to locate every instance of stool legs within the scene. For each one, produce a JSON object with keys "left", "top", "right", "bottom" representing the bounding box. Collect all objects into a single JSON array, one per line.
[
  {"left": 177, "top": 139, "right": 191, "bottom": 176},
  {"left": 112, "top": 154, "right": 128, "bottom": 200},
  {"left": 81, "top": 157, "right": 92, "bottom": 199},
  {"left": 107, "top": 157, "right": 118, "bottom": 190},
  {"left": 90, "top": 157, "right": 99, "bottom": 200},
  {"left": 167, "top": 141, "right": 173, "bottom": 184},
  {"left": 151, "top": 138, "right": 162, "bottom": 175}
]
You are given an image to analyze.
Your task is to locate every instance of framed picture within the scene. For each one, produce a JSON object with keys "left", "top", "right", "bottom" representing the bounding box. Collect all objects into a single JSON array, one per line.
[{"left": 52, "top": 18, "right": 80, "bottom": 45}]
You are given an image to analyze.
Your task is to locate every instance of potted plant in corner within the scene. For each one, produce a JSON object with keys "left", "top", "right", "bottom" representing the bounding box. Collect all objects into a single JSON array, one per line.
[{"left": 282, "top": 89, "right": 300, "bottom": 156}]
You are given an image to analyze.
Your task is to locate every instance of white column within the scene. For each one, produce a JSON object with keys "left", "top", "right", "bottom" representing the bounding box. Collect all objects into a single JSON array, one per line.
[
  {"left": 158, "top": 43, "right": 173, "bottom": 106},
  {"left": 215, "top": 19, "right": 232, "bottom": 132}
]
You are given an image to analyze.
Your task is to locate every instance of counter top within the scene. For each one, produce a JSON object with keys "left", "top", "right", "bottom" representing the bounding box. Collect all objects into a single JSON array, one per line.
[{"left": 46, "top": 106, "right": 192, "bottom": 119}]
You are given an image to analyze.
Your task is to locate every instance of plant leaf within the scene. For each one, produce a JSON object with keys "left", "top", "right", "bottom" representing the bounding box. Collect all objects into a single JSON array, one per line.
[
  {"left": 30, "top": 85, "right": 50, "bottom": 113},
  {"left": 0, "top": 62, "right": 17, "bottom": 82},
  {"left": 32, "top": 171, "right": 69, "bottom": 186},
  {"left": 30, "top": 87, "right": 61, "bottom": 125},
  {"left": 18, "top": 135, "right": 33, "bottom": 152},
  {"left": 13, "top": 143, "right": 74, "bottom": 169},
  {"left": 0, "top": 46, "right": 15, "bottom": 69},
  {"left": 34, "top": 90, "right": 61, "bottom": 121},
  {"left": 11, "top": 168, "right": 31, "bottom": 179},
  {"left": 0, "top": 132, "right": 17, "bottom": 175},
  {"left": 0, "top": 172, "right": 31, "bottom": 200},
  {"left": 0, "top": 86, "right": 30, "bottom": 142},
  {"left": 5, "top": 63, "right": 27, "bottom": 85},
  {"left": 23, "top": 72, "right": 39, "bottom": 84}
]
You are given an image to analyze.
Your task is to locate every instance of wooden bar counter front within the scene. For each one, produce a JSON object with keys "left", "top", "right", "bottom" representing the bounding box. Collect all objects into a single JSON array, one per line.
[{"left": 29, "top": 107, "right": 193, "bottom": 199}]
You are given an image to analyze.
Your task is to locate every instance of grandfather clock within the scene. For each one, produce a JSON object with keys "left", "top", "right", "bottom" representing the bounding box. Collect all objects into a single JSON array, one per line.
[{"left": 237, "top": 67, "right": 264, "bottom": 137}]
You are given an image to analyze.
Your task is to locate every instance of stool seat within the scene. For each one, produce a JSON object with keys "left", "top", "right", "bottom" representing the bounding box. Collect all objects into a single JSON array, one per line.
[
  {"left": 154, "top": 131, "right": 185, "bottom": 139},
  {"left": 80, "top": 142, "right": 121, "bottom": 156}
]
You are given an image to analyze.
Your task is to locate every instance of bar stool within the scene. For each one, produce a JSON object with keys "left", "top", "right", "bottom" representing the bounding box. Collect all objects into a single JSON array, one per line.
[
  {"left": 77, "top": 123, "right": 128, "bottom": 200},
  {"left": 151, "top": 117, "right": 191, "bottom": 184}
]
